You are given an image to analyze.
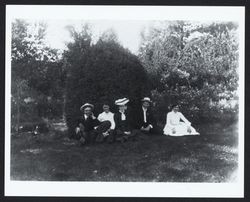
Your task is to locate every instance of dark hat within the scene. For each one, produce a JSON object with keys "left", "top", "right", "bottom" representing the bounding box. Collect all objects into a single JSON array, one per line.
[{"left": 80, "top": 103, "right": 94, "bottom": 111}]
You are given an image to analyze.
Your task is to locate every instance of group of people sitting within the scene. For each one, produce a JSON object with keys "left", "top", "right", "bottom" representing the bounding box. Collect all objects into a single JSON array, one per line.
[{"left": 74, "top": 97, "right": 199, "bottom": 145}]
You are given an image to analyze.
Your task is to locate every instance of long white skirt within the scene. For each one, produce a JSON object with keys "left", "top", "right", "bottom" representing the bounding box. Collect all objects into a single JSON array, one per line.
[{"left": 163, "top": 122, "right": 199, "bottom": 136}]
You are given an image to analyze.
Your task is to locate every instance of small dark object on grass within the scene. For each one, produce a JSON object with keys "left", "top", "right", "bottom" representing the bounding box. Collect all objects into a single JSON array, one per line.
[
  {"left": 33, "top": 126, "right": 40, "bottom": 136},
  {"left": 16, "top": 120, "right": 49, "bottom": 135}
]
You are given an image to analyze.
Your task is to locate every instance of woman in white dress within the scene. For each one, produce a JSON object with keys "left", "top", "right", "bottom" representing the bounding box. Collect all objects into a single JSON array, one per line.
[{"left": 163, "top": 104, "right": 199, "bottom": 136}]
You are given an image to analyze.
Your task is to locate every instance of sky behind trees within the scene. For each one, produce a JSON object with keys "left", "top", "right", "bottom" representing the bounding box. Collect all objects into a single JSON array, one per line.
[{"left": 44, "top": 20, "right": 153, "bottom": 54}]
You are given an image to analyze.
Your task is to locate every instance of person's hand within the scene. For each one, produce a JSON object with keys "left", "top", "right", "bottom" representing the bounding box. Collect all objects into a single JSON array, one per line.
[
  {"left": 103, "top": 131, "right": 109, "bottom": 137},
  {"left": 91, "top": 113, "right": 96, "bottom": 119},
  {"left": 75, "top": 127, "right": 80, "bottom": 134},
  {"left": 144, "top": 125, "right": 150, "bottom": 132}
]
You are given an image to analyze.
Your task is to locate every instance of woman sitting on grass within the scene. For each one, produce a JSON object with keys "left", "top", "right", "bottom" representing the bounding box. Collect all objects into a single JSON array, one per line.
[
  {"left": 114, "top": 98, "right": 137, "bottom": 142},
  {"left": 97, "top": 103, "right": 116, "bottom": 143},
  {"left": 163, "top": 104, "right": 199, "bottom": 136}
]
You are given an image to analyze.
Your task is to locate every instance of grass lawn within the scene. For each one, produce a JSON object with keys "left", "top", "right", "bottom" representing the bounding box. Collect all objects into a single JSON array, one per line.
[{"left": 10, "top": 121, "right": 238, "bottom": 182}]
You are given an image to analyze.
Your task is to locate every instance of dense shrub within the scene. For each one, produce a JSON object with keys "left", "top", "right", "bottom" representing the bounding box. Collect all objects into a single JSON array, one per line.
[{"left": 64, "top": 27, "right": 149, "bottom": 136}]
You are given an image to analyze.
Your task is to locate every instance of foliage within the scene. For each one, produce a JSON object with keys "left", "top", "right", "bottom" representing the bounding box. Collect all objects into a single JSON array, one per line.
[
  {"left": 138, "top": 21, "right": 239, "bottom": 124},
  {"left": 11, "top": 19, "right": 65, "bottom": 133},
  {"left": 64, "top": 25, "right": 149, "bottom": 135},
  {"left": 11, "top": 19, "right": 239, "bottom": 134}
]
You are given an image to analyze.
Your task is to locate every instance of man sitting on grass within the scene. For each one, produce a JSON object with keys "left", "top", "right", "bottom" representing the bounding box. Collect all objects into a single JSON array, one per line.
[
  {"left": 75, "top": 103, "right": 111, "bottom": 145},
  {"left": 134, "top": 97, "right": 158, "bottom": 134}
]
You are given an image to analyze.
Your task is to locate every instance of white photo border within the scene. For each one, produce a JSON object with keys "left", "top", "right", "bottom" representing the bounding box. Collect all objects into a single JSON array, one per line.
[{"left": 5, "top": 5, "right": 245, "bottom": 197}]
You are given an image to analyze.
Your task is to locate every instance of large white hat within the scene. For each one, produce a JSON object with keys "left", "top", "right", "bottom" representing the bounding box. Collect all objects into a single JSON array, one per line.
[
  {"left": 115, "top": 98, "right": 129, "bottom": 106},
  {"left": 80, "top": 103, "right": 94, "bottom": 111},
  {"left": 141, "top": 97, "right": 152, "bottom": 103}
]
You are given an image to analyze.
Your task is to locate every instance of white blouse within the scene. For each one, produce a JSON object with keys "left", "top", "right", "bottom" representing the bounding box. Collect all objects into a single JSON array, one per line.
[
  {"left": 97, "top": 111, "right": 116, "bottom": 129},
  {"left": 166, "top": 111, "right": 191, "bottom": 126}
]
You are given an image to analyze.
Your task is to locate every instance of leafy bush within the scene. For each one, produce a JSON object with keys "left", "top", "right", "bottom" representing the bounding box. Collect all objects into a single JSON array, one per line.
[
  {"left": 139, "top": 21, "right": 239, "bottom": 125},
  {"left": 11, "top": 20, "right": 65, "bottom": 133},
  {"left": 64, "top": 27, "right": 149, "bottom": 136}
]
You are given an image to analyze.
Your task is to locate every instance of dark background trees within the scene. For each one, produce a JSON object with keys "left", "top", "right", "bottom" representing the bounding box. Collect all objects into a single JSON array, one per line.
[
  {"left": 64, "top": 26, "right": 149, "bottom": 135},
  {"left": 11, "top": 19, "right": 239, "bottom": 134}
]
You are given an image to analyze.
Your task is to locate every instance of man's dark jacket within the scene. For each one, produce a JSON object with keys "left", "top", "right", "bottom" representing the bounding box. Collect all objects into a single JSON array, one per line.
[
  {"left": 77, "top": 115, "right": 100, "bottom": 132},
  {"left": 133, "top": 107, "right": 156, "bottom": 129}
]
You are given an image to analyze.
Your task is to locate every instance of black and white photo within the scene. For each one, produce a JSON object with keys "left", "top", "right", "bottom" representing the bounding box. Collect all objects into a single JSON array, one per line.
[{"left": 5, "top": 5, "right": 245, "bottom": 197}]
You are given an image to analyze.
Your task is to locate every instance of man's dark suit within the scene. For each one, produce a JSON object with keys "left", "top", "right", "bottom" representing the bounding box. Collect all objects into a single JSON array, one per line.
[
  {"left": 77, "top": 115, "right": 100, "bottom": 132},
  {"left": 76, "top": 115, "right": 111, "bottom": 143},
  {"left": 134, "top": 107, "right": 156, "bottom": 131}
]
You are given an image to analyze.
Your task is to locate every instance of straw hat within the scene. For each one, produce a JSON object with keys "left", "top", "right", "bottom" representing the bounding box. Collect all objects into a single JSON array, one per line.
[
  {"left": 80, "top": 103, "right": 94, "bottom": 111},
  {"left": 115, "top": 98, "right": 129, "bottom": 106},
  {"left": 141, "top": 97, "right": 152, "bottom": 103}
]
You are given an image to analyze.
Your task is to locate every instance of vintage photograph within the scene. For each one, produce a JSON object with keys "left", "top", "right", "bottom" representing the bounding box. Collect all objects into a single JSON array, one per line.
[{"left": 5, "top": 5, "right": 244, "bottom": 197}]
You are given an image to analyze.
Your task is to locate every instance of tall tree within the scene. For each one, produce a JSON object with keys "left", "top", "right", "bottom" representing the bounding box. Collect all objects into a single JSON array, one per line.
[
  {"left": 11, "top": 19, "right": 64, "bottom": 133},
  {"left": 138, "top": 21, "right": 239, "bottom": 123}
]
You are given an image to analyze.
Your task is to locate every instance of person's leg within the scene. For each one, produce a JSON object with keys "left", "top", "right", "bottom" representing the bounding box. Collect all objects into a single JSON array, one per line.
[
  {"left": 79, "top": 131, "right": 90, "bottom": 145},
  {"left": 115, "top": 129, "right": 127, "bottom": 142},
  {"left": 75, "top": 127, "right": 82, "bottom": 140},
  {"left": 75, "top": 125, "right": 90, "bottom": 145},
  {"left": 134, "top": 128, "right": 148, "bottom": 140},
  {"left": 94, "top": 121, "right": 111, "bottom": 143},
  {"left": 150, "top": 125, "right": 162, "bottom": 135},
  {"left": 88, "top": 130, "right": 98, "bottom": 144},
  {"left": 139, "top": 123, "right": 152, "bottom": 136},
  {"left": 107, "top": 129, "right": 115, "bottom": 143},
  {"left": 95, "top": 121, "right": 111, "bottom": 133},
  {"left": 142, "top": 126, "right": 151, "bottom": 134},
  {"left": 95, "top": 133, "right": 105, "bottom": 143},
  {"left": 129, "top": 129, "right": 140, "bottom": 141}
]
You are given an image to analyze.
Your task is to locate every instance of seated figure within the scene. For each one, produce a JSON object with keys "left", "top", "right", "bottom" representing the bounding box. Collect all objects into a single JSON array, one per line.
[
  {"left": 133, "top": 97, "right": 157, "bottom": 134},
  {"left": 114, "top": 98, "right": 137, "bottom": 142},
  {"left": 75, "top": 103, "right": 111, "bottom": 145},
  {"left": 163, "top": 104, "right": 199, "bottom": 136},
  {"left": 97, "top": 103, "right": 116, "bottom": 143}
]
